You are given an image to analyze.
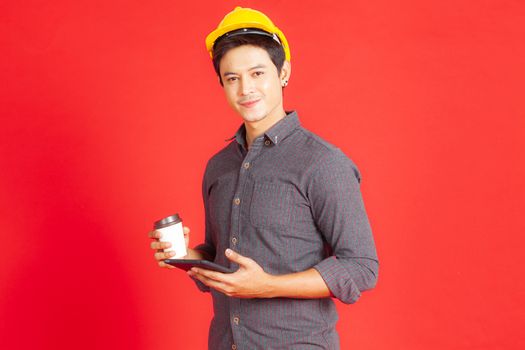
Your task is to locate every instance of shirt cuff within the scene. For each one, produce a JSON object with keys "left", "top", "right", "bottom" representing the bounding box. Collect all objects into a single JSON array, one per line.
[
  {"left": 193, "top": 243, "right": 215, "bottom": 261},
  {"left": 313, "top": 256, "right": 362, "bottom": 304},
  {"left": 190, "top": 244, "right": 215, "bottom": 293}
]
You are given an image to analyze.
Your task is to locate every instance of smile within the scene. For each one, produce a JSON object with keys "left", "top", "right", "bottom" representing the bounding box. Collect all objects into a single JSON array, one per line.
[{"left": 239, "top": 99, "right": 260, "bottom": 108}]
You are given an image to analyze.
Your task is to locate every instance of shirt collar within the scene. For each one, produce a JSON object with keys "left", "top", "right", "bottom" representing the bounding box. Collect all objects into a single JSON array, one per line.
[{"left": 227, "top": 111, "right": 301, "bottom": 147}]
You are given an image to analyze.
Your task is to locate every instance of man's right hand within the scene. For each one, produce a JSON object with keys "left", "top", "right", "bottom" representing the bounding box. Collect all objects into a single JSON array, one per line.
[
  {"left": 149, "top": 226, "right": 204, "bottom": 269},
  {"left": 148, "top": 226, "right": 190, "bottom": 269}
]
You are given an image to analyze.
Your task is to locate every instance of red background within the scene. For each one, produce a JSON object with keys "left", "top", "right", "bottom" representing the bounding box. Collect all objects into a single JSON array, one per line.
[{"left": 2, "top": 0, "right": 524, "bottom": 349}]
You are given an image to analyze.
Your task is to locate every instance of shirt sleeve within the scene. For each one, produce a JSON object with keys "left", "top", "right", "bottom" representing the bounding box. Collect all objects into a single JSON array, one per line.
[
  {"left": 192, "top": 166, "right": 217, "bottom": 293},
  {"left": 309, "top": 150, "right": 379, "bottom": 304}
]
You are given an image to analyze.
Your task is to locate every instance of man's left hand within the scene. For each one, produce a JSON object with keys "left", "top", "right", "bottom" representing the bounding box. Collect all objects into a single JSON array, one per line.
[{"left": 187, "top": 249, "right": 274, "bottom": 298}]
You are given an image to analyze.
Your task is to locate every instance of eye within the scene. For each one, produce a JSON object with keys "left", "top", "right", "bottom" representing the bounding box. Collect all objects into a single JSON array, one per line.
[
  {"left": 253, "top": 71, "right": 264, "bottom": 77},
  {"left": 226, "top": 76, "right": 238, "bottom": 83}
]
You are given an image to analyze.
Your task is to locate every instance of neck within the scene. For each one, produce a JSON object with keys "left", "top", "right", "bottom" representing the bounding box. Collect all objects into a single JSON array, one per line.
[{"left": 245, "top": 109, "right": 286, "bottom": 149}]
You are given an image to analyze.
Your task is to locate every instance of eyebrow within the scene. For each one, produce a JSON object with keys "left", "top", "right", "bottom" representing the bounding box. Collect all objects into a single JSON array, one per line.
[{"left": 223, "top": 64, "right": 268, "bottom": 77}]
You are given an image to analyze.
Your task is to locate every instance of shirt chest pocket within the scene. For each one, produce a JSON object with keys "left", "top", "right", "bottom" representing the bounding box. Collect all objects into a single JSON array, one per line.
[{"left": 250, "top": 181, "right": 294, "bottom": 229}]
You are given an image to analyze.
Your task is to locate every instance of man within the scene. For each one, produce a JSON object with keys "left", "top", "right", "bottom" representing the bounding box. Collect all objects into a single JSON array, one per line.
[{"left": 149, "top": 6, "right": 378, "bottom": 349}]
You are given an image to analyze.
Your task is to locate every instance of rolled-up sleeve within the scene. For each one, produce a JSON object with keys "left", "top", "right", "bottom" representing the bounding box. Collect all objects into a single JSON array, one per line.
[{"left": 310, "top": 150, "right": 379, "bottom": 304}]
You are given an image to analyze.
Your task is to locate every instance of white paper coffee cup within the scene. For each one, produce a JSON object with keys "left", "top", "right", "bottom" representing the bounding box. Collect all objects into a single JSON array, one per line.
[{"left": 154, "top": 214, "right": 187, "bottom": 258}]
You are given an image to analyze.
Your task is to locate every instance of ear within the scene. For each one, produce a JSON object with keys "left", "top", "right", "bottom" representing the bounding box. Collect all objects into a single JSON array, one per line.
[{"left": 280, "top": 60, "right": 292, "bottom": 87}]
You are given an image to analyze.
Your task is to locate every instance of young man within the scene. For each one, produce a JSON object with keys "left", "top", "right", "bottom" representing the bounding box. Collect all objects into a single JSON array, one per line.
[{"left": 149, "top": 7, "right": 379, "bottom": 349}]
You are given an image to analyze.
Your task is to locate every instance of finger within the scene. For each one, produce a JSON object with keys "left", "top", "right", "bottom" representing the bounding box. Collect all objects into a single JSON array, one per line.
[
  {"left": 158, "top": 260, "right": 175, "bottom": 269},
  {"left": 188, "top": 269, "right": 228, "bottom": 291},
  {"left": 150, "top": 241, "right": 171, "bottom": 250},
  {"left": 183, "top": 226, "right": 190, "bottom": 246},
  {"left": 155, "top": 251, "right": 176, "bottom": 261},
  {"left": 148, "top": 230, "right": 162, "bottom": 239},
  {"left": 191, "top": 267, "right": 227, "bottom": 283},
  {"left": 225, "top": 249, "right": 252, "bottom": 267}
]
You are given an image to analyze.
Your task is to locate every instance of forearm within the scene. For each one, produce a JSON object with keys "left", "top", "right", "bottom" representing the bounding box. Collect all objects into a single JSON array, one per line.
[{"left": 266, "top": 268, "right": 331, "bottom": 299}]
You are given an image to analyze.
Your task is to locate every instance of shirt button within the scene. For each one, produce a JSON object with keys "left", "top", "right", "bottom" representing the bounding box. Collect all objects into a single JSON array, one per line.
[
  {"left": 233, "top": 316, "right": 240, "bottom": 325},
  {"left": 243, "top": 162, "right": 250, "bottom": 169},
  {"left": 233, "top": 198, "right": 241, "bottom": 205},
  {"left": 231, "top": 237, "right": 237, "bottom": 245},
  {"left": 264, "top": 139, "right": 271, "bottom": 146},
  {"left": 232, "top": 345, "right": 237, "bottom": 350}
]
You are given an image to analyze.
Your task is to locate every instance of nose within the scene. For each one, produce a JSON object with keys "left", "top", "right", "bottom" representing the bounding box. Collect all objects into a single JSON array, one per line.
[{"left": 239, "top": 76, "right": 255, "bottom": 96}]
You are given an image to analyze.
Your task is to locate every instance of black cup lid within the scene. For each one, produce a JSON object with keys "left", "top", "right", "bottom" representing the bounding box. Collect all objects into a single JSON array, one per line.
[{"left": 154, "top": 214, "right": 182, "bottom": 229}]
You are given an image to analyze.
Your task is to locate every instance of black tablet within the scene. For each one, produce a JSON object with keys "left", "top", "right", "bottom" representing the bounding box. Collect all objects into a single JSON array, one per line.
[{"left": 164, "top": 259, "right": 234, "bottom": 274}]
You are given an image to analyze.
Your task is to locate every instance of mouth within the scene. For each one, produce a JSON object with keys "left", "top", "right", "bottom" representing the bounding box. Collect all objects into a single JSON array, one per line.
[{"left": 239, "top": 98, "right": 260, "bottom": 108}]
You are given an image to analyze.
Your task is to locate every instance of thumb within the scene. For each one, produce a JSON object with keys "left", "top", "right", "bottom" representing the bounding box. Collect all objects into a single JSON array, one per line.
[{"left": 225, "top": 249, "right": 251, "bottom": 267}]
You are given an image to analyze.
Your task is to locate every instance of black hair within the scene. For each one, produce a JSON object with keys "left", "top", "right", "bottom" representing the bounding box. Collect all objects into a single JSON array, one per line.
[{"left": 212, "top": 33, "right": 286, "bottom": 86}]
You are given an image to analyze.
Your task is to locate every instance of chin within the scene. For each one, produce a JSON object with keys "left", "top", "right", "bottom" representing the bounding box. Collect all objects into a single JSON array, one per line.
[{"left": 240, "top": 110, "right": 267, "bottom": 123}]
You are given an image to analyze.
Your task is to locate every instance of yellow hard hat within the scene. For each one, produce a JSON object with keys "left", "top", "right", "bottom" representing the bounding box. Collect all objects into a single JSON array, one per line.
[{"left": 205, "top": 6, "right": 291, "bottom": 61}]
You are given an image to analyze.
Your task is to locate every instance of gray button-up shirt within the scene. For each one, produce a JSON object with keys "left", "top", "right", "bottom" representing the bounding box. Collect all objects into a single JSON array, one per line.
[{"left": 195, "top": 111, "right": 378, "bottom": 350}]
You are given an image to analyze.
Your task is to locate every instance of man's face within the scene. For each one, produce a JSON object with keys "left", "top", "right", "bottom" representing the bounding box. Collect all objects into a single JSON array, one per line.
[{"left": 219, "top": 45, "right": 287, "bottom": 125}]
